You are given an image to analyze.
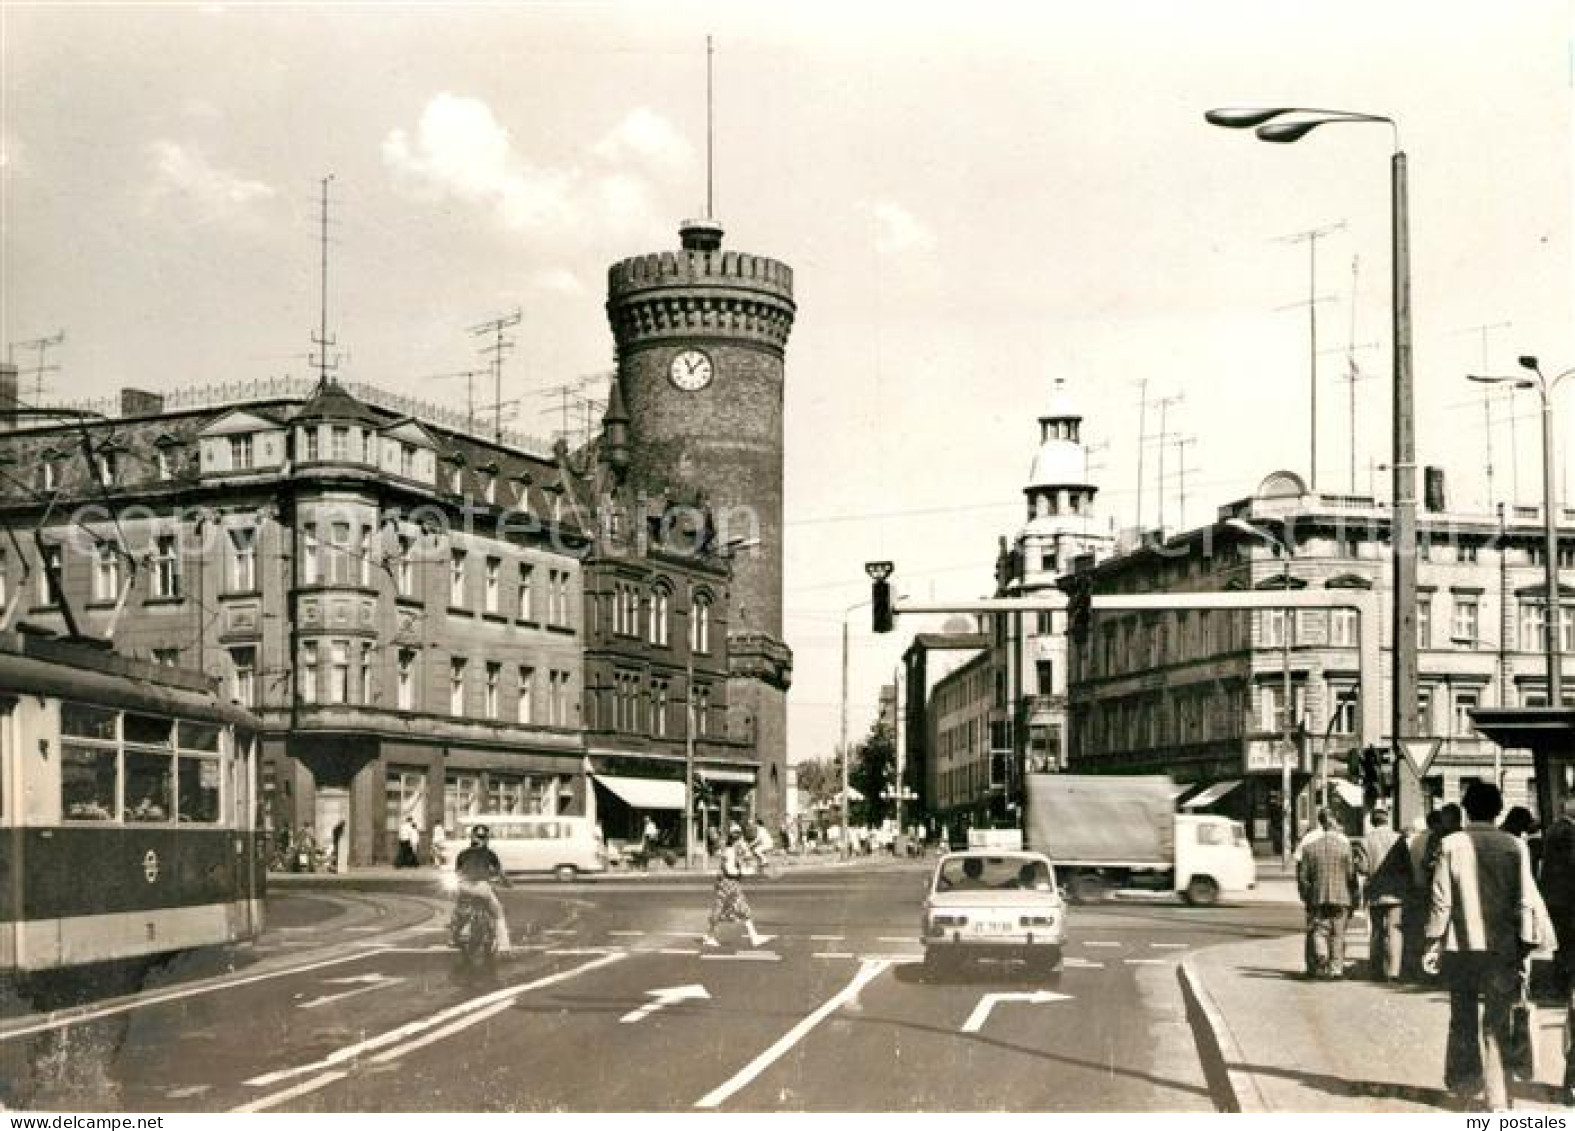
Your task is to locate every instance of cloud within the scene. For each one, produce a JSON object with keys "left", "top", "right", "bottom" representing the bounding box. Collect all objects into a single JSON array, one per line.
[
  {"left": 383, "top": 93, "right": 688, "bottom": 239},
  {"left": 592, "top": 107, "right": 692, "bottom": 174},
  {"left": 530, "top": 268, "right": 585, "bottom": 295},
  {"left": 866, "top": 199, "right": 937, "bottom": 255},
  {"left": 144, "top": 140, "right": 275, "bottom": 220}
]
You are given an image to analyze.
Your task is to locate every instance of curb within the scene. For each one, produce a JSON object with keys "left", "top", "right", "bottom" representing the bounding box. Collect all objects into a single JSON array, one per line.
[{"left": 1177, "top": 953, "right": 1267, "bottom": 1114}]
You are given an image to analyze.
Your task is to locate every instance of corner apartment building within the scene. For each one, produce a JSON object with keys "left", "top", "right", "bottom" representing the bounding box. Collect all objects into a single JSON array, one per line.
[
  {"left": 0, "top": 375, "right": 589, "bottom": 865},
  {"left": 1063, "top": 469, "right": 1566, "bottom": 854}
]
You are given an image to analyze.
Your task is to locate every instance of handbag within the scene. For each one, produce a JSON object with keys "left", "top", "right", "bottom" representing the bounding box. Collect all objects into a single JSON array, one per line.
[{"left": 1509, "top": 981, "right": 1539, "bottom": 1082}]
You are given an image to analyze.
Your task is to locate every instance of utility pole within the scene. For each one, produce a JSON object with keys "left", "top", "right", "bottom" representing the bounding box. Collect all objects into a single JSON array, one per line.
[
  {"left": 1276, "top": 220, "right": 1345, "bottom": 490},
  {"left": 470, "top": 309, "right": 521, "bottom": 443},
  {"left": 6, "top": 331, "right": 65, "bottom": 404}
]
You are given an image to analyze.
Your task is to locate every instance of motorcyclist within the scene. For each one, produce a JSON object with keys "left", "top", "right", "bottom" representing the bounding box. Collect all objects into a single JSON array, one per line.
[{"left": 450, "top": 825, "right": 511, "bottom": 952}]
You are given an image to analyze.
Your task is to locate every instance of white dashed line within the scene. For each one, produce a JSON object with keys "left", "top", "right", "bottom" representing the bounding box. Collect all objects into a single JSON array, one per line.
[
  {"left": 1083, "top": 941, "right": 1122, "bottom": 948},
  {"left": 809, "top": 935, "right": 845, "bottom": 942},
  {"left": 659, "top": 948, "right": 695, "bottom": 956},
  {"left": 812, "top": 952, "right": 855, "bottom": 959},
  {"left": 1150, "top": 943, "right": 1189, "bottom": 949},
  {"left": 876, "top": 936, "right": 915, "bottom": 943},
  {"left": 1124, "top": 958, "right": 1166, "bottom": 965},
  {"left": 608, "top": 930, "right": 646, "bottom": 937},
  {"left": 1063, "top": 958, "right": 1105, "bottom": 969},
  {"left": 701, "top": 952, "right": 781, "bottom": 962}
]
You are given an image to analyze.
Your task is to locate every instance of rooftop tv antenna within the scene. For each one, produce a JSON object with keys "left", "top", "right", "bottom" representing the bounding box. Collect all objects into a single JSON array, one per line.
[
  {"left": 706, "top": 34, "right": 715, "bottom": 219},
  {"left": 471, "top": 309, "right": 521, "bottom": 443},
  {"left": 310, "top": 175, "right": 340, "bottom": 386},
  {"left": 1274, "top": 219, "right": 1345, "bottom": 489},
  {"left": 7, "top": 330, "right": 65, "bottom": 403}
]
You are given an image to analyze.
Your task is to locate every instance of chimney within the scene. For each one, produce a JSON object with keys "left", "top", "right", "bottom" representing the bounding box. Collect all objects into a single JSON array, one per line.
[
  {"left": 0, "top": 363, "right": 17, "bottom": 432},
  {"left": 1424, "top": 466, "right": 1447, "bottom": 513},
  {"left": 120, "top": 388, "right": 165, "bottom": 417}
]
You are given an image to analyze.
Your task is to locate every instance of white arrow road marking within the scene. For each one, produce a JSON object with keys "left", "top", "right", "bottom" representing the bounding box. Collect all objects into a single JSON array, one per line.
[
  {"left": 298, "top": 973, "right": 405, "bottom": 1011},
  {"left": 237, "top": 952, "right": 626, "bottom": 1110},
  {"left": 695, "top": 959, "right": 891, "bottom": 1109},
  {"left": 619, "top": 984, "right": 710, "bottom": 1024},
  {"left": 960, "top": 990, "right": 1072, "bottom": 1034}
]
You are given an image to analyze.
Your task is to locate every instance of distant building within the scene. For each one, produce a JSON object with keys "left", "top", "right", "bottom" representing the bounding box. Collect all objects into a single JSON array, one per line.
[
  {"left": 1064, "top": 469, "right": 1564, "bottom": 854},
  {"left": 902, "top": 629, "right": 989, "bottom": 831}
]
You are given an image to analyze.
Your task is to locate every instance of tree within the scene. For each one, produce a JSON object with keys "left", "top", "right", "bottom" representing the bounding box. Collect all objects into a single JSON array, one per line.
[
  {"left": 794, "top": 756, "right": 841, "bottom": 808},
  {"left": 850, "top": 719, "right": 896, "bottom": 825}
]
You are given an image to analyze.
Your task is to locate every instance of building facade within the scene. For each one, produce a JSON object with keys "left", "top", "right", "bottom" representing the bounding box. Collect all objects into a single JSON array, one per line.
[
  {"left": 1064, "top": 470, "right": 1566, "bottom": 854},
  {"left": 605, "top": 218, "right": 797, "bottom": 826}
]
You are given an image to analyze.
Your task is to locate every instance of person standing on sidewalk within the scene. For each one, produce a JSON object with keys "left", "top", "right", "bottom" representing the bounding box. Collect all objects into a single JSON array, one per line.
[
  {"left": 1297, "top": 808, "right": 1358, "bottom": 979},
  {"left": 1357, "top": 804, "right": 1412, "bottom": 982},
  {"left": 1425, "top": 782, "right": 1546, "bottom": 1111},
  {"left": 1538, "top": 794, "right": 1575, "bottom": 1105}
]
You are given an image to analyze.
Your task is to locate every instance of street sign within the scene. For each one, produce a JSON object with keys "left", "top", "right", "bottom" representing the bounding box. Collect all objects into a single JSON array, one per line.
[{"left": 1393, "top": 737, "right": 1442, "bottom": 780}]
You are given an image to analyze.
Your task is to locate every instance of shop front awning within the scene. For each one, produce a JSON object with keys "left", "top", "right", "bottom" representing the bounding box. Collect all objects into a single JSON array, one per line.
[
  {"left": 592, "top": 774, "right": 685, "bottom": 811},
  {"left": 1181, "top": 779, "right": 1243, "bottom": 810}
]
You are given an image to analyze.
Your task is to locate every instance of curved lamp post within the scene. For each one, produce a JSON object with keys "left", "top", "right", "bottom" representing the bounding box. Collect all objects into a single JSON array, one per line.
[
  {"left": 1208, "top": 106, "right": 1419, "bottom": 823},
  {"left": 1470, "top": 357, "right": 1575, "bottom": 820}
]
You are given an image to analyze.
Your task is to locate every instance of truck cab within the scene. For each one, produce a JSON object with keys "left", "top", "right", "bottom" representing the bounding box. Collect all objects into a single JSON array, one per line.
[{"left": 1173, "top": 814, "right": 1256, "bottom": 905}]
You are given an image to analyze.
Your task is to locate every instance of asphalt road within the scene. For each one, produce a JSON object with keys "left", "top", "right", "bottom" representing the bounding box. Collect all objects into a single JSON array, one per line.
[{"left": 0, "top": 864, "right": 1302, "bottom": 1112}]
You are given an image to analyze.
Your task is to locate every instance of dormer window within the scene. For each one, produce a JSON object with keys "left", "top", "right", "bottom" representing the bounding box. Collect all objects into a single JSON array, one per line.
[
  {"left": 400, "top": 443, "right": 415, "bottom": 478},
  {"left": 304, "top": 428, "right": 320, "bottom": 462},
  {"left": 330, "top": 426, "right": 349, "bottom": 461},
  {"left": 36, "top": 460, "right": 56, "bottom": 492},
  {"left": 156, "top": 449, "right": 174, "bottom": 481},
  {"left": 95, "top": 452, "right": 118, "bottom": 487},
  {"left": 229, "top": 435, "right": 253, "bottom": 470}
]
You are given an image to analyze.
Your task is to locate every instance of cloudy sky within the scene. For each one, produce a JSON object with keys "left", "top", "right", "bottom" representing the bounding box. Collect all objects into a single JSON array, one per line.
[{"left": 3, "top": 1, "right": 1571, "bottom": 763}]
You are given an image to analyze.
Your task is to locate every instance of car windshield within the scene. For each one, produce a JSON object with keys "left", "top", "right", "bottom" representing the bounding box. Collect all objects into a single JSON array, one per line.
[{"left": 935, "top": 855, "right": 1055, "bottom": 892}]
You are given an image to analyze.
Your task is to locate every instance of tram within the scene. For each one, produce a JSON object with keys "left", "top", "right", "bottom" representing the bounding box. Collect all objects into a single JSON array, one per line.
[{"left": 0, "top": 628, "right": 265, "bottom": 976}]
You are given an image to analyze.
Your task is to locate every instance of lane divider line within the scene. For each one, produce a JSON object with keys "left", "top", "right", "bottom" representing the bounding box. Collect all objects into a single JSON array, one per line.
[
  {"left": 1124, "top": 958, "right": 1167, "bottom": 965},
  {"left": 812, "top": 952, "right": 855, "bottom": 959},
  {"left": 1150, "top": 943, "right": 1189, "bottom": 950},
  {"left": 240, "top": 952, "right": 627, "bottom": 1097},
  {"left": 694, "top": 959, "right": 892, "bottom": 1110},
  {"left": 232, "top": 1071, "right": 349, "bottom": 1114},
  {"left": 1083, "top": 941, "right": 1122, "bottom": 948}
]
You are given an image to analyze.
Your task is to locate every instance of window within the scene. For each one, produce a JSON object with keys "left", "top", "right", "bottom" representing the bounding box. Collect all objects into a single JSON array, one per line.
[
  {"left": 358, "top": 528, "right": 372, "bottom": 586},
  {"left": 518, "top": 563, "right": 536, "bottom": 620},
  {"left": 396, "top": 648, "right": 417, "bottom": 710},
  {"left": 92, "top": 543, "right": 122, "bottom": 602},
  {"left": 485, "top": 662, "right": 501, "bottom": 719},
  {"left": 176, "top": 722, "right": 221, "bottom": 824},
  {"left": 549, "top": 670, "right": 568, "bottom": 726},
  {"left": 691, "top": 594, "right": 712, "bottom": 654},
  {"left": 651, "top": 678, "right": 670, "bottom": 737},
  {"left": 1417, "top": 597, "right": 1433, "bottom": 649},
  {"left": 450, "top": 657, "right": 467, "bottom": 717},
  {"left": 396, "top": 536, "right": 415, "bottom": 597},
  {"left": 1259, "top": 682, "right": 1304, "bottom": 732},
  {"left": 1330, "top": 608, "right": 1358, "bottom": 647},
  {"left": 517, "top": 666, "right": 536, "bottom": 724},
  {"left": 1264, "top": 608, "right": 1292, "bottom": 648},
  {"left": 450, "top": 549, "right": 467, "bottom": 607},
  {"left": 1452, "top": 597, "right": 1480, "bottom": 647},
  {"left": 300, "top": 641, "right": 319, "bottom": 704},
  {"left": 360, "top": 642, "right": 374, "bottom": 703},
  {"left": 1417, "top": 686, "right": 1435, "bottom": 733},
  {"left": 36, "top": 460, "right": 57, "bottom": 492},
  {"left": 1460, "top": 540, "right": 1479, "bottom": 564},
  {"left": 1328, "top": 683, "right": 1358, "bottom": 736},
  {"left": 302, "top": 523, "right": 320, "bottom": 584},
  {"left": 1453, "top": 689, "right": 1481, "bottom": 737},
  {"left": 387, "top": 769, "right": 427, "bottom": 835},
  {"left": 1521, "top": 601, "right": 1545, "bottom": 652},
  {"left": 153, "top": 534, "right": 180, "bottom": 598},
  {"left": 485, "top": 557, "right": 501, "bottom": 613},
  {"left": 330, "top": 522, "right": 352, "bottom": 584},
  {"left": 695, "top": 686, "right": 712, "bottom": 736},
  {"left": 228, "top": 528, "right": 257, "bottom": 592},
  {"left": 152, "top": 647, "right": 180, "bottom": 667},
  {"left": 331, "top": 426, "right": 349, "bottom": 461},
  {"left": 649, "top": 588, "right": 670, "bottom": 645},
  {"left": 96, "top": 451, "right": 117, "bottom": 486},
  {"left": 400, "top": 444, "right": 416, "bottom": 478},
  {"left": 229, "top": 646, "right": 256, "bottom": 707},
  {"left": 303, "top": 428, "right": 320, "bottom": 462},
  {"left": 483, "top": 474, "right": 496, "bottom": 505},
  {"left": 229, "top": 435, "right": 253, "bottom": 470},
  {"left": 124, "top": 714, "right": 174, "bottom": 824},
  {"left": 61, "top": 704, "right": 119, "bottom": 821},
  {"left": 156, "top": 448, "right": 175, "bottom": 480},
  {"left": 329, "top": 640, "right": 350, "bottom": 704},
  {"left": 443, "top": 772, "right": 482, "bottom": 830}
]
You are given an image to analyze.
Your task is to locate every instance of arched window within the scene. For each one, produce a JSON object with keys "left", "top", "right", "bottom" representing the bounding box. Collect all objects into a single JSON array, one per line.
[
  {"left": 649, "top": 584, "right": 671, "bottom": 647},
  {"left": 691, "top": 592, "right": 713, "bottom": 654}
]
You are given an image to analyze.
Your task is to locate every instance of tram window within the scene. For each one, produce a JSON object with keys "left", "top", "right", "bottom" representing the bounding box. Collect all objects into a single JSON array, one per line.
[
  {"left": 179, "top": 722, "right": 221, "bottom": 752},
  {"left": 125, "top": 750, "right": 174, "bottom": 822},
  {"left": 178, "top": 757, "right": 221, "bottom": 823},
  {"left": 62, "top": 703, "right": 117, "bottom": 741},
  {"left": 62, "top": 745, "right": 118, "bottom": 821}
]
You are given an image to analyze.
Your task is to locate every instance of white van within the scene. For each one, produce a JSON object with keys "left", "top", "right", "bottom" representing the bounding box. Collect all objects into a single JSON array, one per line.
[{"left": 457, "top": 815, "right": 608, "bottom": 881}]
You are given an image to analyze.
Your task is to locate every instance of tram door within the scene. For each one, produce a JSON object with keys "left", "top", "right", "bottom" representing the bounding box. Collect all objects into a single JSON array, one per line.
[{"left": 316, "top": 789, "right": 350, "bottom": 872}]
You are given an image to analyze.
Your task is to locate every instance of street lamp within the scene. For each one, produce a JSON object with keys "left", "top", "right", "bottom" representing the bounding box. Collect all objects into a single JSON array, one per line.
[
  {"left": 1207, "top": 105, "right": 1418, "bottom": 823},
  {"left": 1469, "top": 358, "right": 1575, "bottom": 820},
  {"left": 1227, "top": 517, "right": 1296, "bottom": 866}
]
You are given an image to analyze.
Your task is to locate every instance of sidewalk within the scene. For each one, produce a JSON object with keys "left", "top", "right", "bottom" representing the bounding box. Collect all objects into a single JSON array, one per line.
[{"left": 1181, "top": 929, "right": 1571, "bottom": 1112}]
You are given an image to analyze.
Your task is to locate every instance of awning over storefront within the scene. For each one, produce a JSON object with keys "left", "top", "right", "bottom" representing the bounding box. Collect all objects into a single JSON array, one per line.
[
  {"left": 699, "top": 767, "right": 757, "bottom": 785},
  {"left": 592, "top": 774, "right": 685, "bottom": 811},
  {"left": 1182, "top": 779, "right": 1243, "bottom": 810},
  {"left": 1330, "top": 780, "right": 1365, "bottom": 808}
]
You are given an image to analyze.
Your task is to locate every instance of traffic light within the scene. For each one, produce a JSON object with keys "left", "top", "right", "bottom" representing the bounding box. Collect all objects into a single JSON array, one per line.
[
  {"left": 1361, "top": 746, "right": 1381, "bottom": 804},
  {"left": 866, "top": 561, "right": 895, "bottom": 633},
  {"left": 1346, "top": 748, "right": 1362, "bottom": 783}
]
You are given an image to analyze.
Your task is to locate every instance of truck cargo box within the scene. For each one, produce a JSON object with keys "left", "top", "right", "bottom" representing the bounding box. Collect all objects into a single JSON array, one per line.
[{"left": 1024, "top": 774, "right": 1179, "bottom": 866}]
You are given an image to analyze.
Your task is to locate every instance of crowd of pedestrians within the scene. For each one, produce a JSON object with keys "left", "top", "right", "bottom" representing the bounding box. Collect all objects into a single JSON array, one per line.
[{"left": 1294, "top": 783, "right": 1575, "bottom": 1110}]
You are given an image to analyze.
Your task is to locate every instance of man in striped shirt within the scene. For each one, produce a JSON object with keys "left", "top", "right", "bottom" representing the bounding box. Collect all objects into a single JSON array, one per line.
[{"left": 1425, "top": 782, "right": 1543, "bottom": 1110}]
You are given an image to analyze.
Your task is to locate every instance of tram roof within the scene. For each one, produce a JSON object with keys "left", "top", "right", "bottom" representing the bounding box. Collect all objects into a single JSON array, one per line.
[{"left": 0, "top": 630, "right": 259, "bottom": 730}]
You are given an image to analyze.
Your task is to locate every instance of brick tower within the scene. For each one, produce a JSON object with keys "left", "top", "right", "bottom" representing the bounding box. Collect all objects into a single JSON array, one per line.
[{"left": 606, "top": 218, "right": 796, "bottom": 824}]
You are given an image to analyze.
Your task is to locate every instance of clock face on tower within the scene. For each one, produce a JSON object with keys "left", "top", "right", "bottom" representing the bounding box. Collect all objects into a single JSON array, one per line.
[{"left": 668, "top": 349, "right": 714, "bottom": 392}]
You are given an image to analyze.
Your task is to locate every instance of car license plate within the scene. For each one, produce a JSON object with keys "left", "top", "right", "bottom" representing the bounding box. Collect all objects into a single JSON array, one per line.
[{"left": 970, "top": 919, "right": 1013, "bottom": 936}]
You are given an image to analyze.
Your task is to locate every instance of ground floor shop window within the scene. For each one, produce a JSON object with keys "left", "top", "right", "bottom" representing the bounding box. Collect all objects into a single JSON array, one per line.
[{"left": 386, "top": 768, "right": 427, "bottom": 833}]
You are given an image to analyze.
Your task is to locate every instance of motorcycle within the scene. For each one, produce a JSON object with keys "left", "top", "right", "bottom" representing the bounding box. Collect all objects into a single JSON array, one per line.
[{"left": 444, "top": 873, "right": 501, "bottom": 966}]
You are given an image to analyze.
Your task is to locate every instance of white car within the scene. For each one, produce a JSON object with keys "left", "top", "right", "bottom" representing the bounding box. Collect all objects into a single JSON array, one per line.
[{"left": 921, "top": 850, "right": 1067, "bottom": 976}]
